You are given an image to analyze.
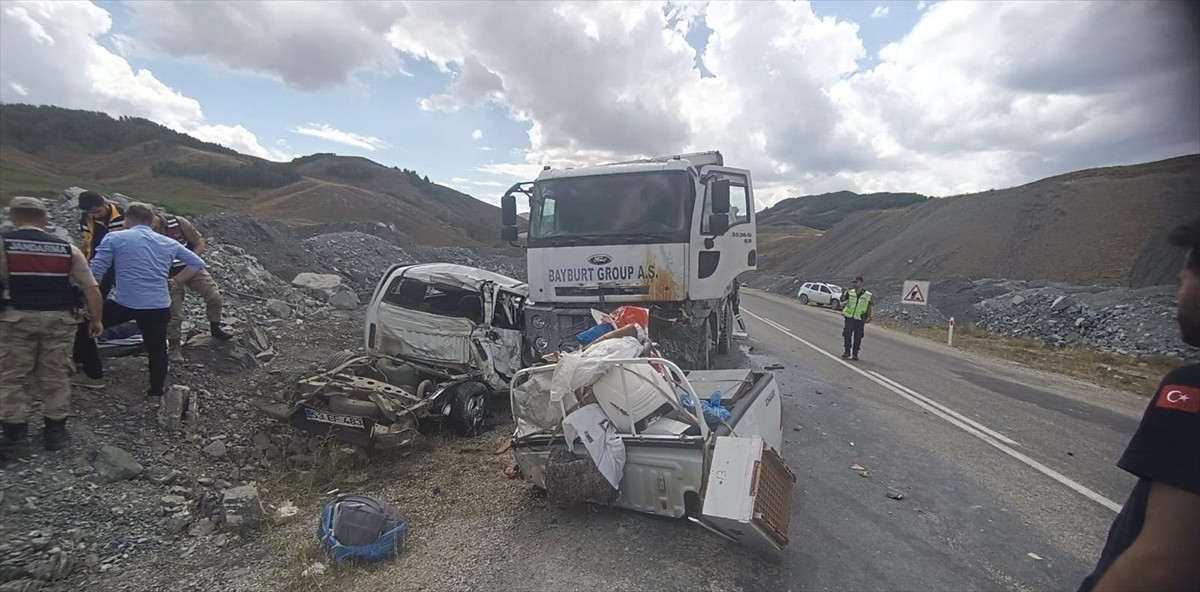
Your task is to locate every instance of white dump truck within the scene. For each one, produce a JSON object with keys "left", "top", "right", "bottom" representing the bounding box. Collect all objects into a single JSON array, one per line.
[{"left": 499, "top": 151, "right": 756, "bottom": 369}]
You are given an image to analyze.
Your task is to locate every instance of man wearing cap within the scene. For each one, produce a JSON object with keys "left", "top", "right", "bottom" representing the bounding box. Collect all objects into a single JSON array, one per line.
[
  {"left": 72, "top": 190, "right": 125, "bottom": 387},
  {"left": 79, "top": 202, "right": 206, "bottom": 400},
  {"left": 1, "top": 197, "right": 103, "bottom": 456},
  {"left": 150, "top": 210, "right": 232, "bottom": 363},
  {"left": 840, "top": 276, "right": 873, "bottom": 361}
]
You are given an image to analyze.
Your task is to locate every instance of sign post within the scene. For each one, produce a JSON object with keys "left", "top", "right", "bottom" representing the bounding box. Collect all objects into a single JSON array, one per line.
[
  {"left": 948, "top": 316, "right": 955, "bottom": 347},
  {"left": 900, "top": 280, "right": 930, "bottom": 336}
]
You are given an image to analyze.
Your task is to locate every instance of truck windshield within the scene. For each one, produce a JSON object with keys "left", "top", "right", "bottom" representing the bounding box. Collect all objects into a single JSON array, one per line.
[{"left": 528, "top": 170, "right": 693, "bottom": 247}]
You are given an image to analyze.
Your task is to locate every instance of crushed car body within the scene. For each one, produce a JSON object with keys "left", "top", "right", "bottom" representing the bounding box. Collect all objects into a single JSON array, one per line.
[{"left": 364, "top": 263, "right": 529, "bottom": 391}]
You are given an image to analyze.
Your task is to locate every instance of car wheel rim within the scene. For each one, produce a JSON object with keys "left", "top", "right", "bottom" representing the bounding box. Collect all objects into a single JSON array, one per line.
[{"left": 467, "top": 396, "right": 484, "bottom": 425}]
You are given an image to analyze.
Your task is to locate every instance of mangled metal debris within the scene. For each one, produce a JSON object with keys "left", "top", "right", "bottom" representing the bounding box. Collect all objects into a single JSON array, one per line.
[{"left": 283, "top": 352, "right": 493, "bottom": 449}]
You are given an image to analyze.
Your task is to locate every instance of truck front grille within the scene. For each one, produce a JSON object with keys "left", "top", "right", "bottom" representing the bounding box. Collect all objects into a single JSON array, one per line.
[{"left": 555, "top": 286, "right": 650, "bottom": 297}]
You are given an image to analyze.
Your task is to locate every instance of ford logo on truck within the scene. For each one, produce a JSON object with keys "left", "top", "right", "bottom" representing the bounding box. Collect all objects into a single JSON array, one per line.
[{"left": 588, "top": 254, "right": 613, "bottom": 266}]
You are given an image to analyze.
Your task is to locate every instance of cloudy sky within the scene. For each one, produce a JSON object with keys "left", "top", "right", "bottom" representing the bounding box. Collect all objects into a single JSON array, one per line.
[{"left": 1, "top": 0, "right": 1197, "bottom": 207}]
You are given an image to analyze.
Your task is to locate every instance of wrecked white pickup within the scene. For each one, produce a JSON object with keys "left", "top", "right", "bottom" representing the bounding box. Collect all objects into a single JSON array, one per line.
[{"left": 508, "top": 356, "right": 796, "bottom": 550}]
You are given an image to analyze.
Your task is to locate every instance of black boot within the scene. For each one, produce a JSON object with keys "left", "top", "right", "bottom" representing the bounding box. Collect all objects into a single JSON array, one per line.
[
  {"left": 841, "top": 350, "right": 851, "bottom": 359},
  {"left": 210, "top": 321, "right": 234, "bottom": 341},
  {"left": 2, "top": 422, "right": 30, "bottom": 458},
  {"left": 851, "top": 351, "right": 860, "bottom": 361},
  {"left": 44, "top": 418, "right": 67, "bottom": 451}
]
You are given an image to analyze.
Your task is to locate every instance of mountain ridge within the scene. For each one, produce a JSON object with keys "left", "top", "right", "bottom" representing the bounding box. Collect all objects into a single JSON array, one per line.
[{"left": 0, "top": 104, "right": 506, "bottom": 249}]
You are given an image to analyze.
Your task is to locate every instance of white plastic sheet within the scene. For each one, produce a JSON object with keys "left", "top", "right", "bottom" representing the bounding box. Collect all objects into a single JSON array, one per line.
[
  {"left": 562, "top": 403, "right": 626, "bottom": 488},
  {"left": 512, "top": 372, "right": 559, "bottom": 438},
  {"left": 548, "top": 337, "right": 645, "bottom": 415}
]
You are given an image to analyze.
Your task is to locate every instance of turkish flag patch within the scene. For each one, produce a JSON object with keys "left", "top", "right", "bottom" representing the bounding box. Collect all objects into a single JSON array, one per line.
[{"left": 1155, "top": 384, "right": 1200, "bottom": 413}]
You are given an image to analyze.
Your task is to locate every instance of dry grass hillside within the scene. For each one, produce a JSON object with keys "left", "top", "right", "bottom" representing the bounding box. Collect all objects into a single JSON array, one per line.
[
  {"left": 0, "top": 105, "right": 507, "bottom": 249},
  {"left": 776, "top": 155, "right": 1199, "bottom": 287}
]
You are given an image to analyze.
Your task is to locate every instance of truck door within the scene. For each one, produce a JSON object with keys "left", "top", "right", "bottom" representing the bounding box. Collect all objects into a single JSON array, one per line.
[{"left": 689, "top": 167, "right": 757, "bottom": 302}]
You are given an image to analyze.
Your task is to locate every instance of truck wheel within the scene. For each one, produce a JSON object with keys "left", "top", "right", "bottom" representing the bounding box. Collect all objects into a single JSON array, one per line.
[
  {"left": 717, "top": 302, "right": 732, "bottom": 355},
  {"left": 449, "top": 382, "right": 489, "bottom": 437},
  {"left": 799, "top": 294, "right": 809, "bottom": 305}
]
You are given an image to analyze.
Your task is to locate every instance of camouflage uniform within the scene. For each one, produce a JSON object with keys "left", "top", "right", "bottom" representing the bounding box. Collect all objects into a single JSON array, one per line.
[
  {"left": 1, "top": 199, "right": 97, "bottom": 426},
  {"left": 154, "top": 213, "right": 228, "bottom": 356}
]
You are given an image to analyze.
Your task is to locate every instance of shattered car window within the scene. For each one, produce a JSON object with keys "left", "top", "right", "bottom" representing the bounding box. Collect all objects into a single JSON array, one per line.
[{"left": 382, "top": 278, "right": 483, "bottom": 322}]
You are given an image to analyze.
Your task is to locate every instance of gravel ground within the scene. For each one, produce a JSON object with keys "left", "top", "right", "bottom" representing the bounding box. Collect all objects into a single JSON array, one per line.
[{"left": 0, "top": 193, "right": 559, "bottom": 592}]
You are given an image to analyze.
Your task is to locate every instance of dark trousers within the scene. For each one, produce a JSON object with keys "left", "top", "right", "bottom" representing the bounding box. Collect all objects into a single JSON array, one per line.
[
  {"left": 75, "top": 300, "right": 171, "bottom": 397},
  {"left": 843, "top": 317, "right": 865, "bottom": 355},
  {"left": 74, "top": 269, "right": 115, "bottom": 377}
]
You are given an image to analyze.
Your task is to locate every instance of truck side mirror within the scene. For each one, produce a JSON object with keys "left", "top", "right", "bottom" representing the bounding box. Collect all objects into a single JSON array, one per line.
[
  {"left": 711, "top": 179, "right": 731, "bottom": 215},
  {"left": 501, "top": 193, "right": 518, "bottom": 226},
  {"left": 501, "top": 226, "right": 519, "bottom": 242},
  {"left": 708, "top": 213, "right": 730, "bottom": 235}
]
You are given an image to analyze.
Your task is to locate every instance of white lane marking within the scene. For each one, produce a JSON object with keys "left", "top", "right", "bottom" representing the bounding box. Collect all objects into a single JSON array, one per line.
[
  {"left": 743, "top": 308, "right": 1123, "bottom": 514},
  {"left": 868, "top": 370, "right": 1019, "bottom": 446}
]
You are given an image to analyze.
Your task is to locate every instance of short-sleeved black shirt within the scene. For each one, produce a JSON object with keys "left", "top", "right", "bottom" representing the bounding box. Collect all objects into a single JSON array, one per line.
[{"left": 1078, "top": 363, "right": 1200, "bottom": 592}]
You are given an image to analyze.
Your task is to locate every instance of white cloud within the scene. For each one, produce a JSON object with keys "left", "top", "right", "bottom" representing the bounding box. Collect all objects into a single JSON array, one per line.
[
  {"left": 456, "top": 1, "right": 1196, "bottom": 204},
  {"left": 124, "top": 1, "right": 408, "bottom": 91},
  {"left": 871, "top": 5, "right": 890, "bottom": 19},
  {"left": 0, "top": 0, "right": 285, "bottom": 160},
  {"left": 78, "top": 0, "right": 1197, "bottom": 207},
  {"left": 471, "top": 129, "right": 483, "bottom": 141},
  {"left": 291, "top": 123, "right": 391, "bottom": 151},
  {"left": 917, "top": 1, "right": 928, "bottom": 10},
  {"left": 834, "top": 1, "right": 1199, "bottom": 190},
  {"left": 1, "top": 0, "right": 203, "bottom": 129},
  {"left": 469, "top": 180, "right": 508, "bottom": 188},
  {"left": 390, "top": 2, "right": 701, "bottom": 161},
  {"left": 477, "top": 162, "right": 547, "bottom": 180},
  {"left": 191, "top": 124, "right": 292, "bottom": 161}
]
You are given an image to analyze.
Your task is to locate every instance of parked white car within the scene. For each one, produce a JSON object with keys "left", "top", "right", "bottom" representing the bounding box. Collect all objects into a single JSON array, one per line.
[{"left": 797, "top": 282, "right": 843, "bottom": 309}]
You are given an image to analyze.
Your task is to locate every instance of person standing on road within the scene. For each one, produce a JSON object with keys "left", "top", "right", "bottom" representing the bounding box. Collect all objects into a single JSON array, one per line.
[
  {"left": 1078, "top": 219, "right": 1200, "bottom": 592},
  {"left": 840, "top": 276, "right": 872, "bottom": 361},
  {"left": 151, "top": 210, "right": 232, "bottom": 363},
  {"left": 80, "top": 202, "right": 206, "bottom": 400},
  {"left": 72, "top": 190, "right": 125, "bottom": 387},
  {"left": 1, "top": 197, "right": 103, "bottom": 456}
]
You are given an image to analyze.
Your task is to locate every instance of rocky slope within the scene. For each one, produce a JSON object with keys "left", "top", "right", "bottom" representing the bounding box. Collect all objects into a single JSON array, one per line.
[
  {"left": 767, "top": 155, "right": 1199, "bottom": 288},
  {"left": 0, "top": 192, "right": 526, "bottom": 591}
]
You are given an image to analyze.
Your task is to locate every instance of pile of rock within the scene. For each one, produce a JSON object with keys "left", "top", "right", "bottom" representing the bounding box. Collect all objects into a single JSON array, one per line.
[
  {"left": 301, "top": 231, "right": 413, "bottom": 297},
  {"left": 745, "top": 270, "right": 1195, "bottom": 359},
  {"left": 977, "top": 285, "right": 1189, "bottom": 358}
]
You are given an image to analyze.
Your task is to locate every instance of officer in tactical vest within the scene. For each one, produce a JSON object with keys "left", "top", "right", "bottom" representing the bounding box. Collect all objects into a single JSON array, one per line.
[
  {"left": 1, "top": 197, "right": 104, "bottom": 457},
  {"left": 840, "top": 276, "right": 873, "bottom": 361},
  {"left": 151, "top": 211, "right": 233, "bottom": 363}
]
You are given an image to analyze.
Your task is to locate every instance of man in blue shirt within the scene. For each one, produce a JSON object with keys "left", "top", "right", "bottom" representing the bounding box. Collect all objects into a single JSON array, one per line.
[{"left": 81, "top": 202, "right": 205, "bottom": 398}]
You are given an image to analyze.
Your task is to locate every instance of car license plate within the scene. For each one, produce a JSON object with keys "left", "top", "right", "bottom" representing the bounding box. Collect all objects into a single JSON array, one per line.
[{"left": 303, "top": 408, "right": 366, "bottom": 429}]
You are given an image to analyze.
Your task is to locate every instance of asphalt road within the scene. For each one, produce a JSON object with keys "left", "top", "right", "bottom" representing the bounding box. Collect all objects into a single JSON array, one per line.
[
  {"left": 397, "top": 289, "right": 1151, "bottom": 592},
  {"left": 733, "top": 289, "right": 1148, "bottom": 592}
]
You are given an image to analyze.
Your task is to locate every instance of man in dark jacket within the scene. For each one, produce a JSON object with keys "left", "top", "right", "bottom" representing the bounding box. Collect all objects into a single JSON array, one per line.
[
  {"left": 72, "top": 190, "right": 124, "bottom": 387},
  {"left": 1078, "top": 219, "right": 1200, "bottom": 592}
]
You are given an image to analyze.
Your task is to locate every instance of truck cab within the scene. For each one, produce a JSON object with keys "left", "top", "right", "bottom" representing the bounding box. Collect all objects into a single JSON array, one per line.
[{"left": 500, "top": 151, "right": 757, "bottom": 369}]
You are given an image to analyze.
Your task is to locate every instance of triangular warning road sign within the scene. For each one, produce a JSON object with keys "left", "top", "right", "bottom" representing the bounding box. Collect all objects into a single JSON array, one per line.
[{"left": 903, "top": 284, "right": 926, "bottom": 303}]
